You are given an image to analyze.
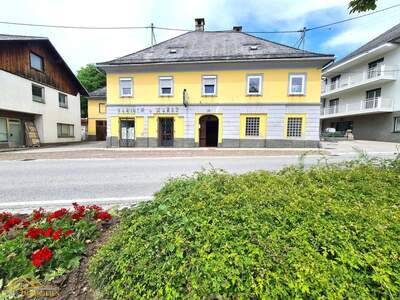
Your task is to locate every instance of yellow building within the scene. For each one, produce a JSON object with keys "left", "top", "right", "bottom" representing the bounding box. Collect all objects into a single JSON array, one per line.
[
  {"left": 87, "top": 87, "right": 107, "bottom": 141},
  {"left": 98, "top": 19, "right": 334, "bottom": 148}
]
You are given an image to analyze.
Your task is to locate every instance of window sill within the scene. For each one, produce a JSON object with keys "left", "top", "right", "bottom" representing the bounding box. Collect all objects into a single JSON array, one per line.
[
  {"left": 159, "top": 95, "right": 174, "bottom": 97},
  {"left": 59, "top": 106, "right": 68, "bottom": 109},
  {"left": 246, "top": 94, "right": 262, "bottom": 97},
  {"left": 202, "top": 94, "right": 217, "bottom": 97},
  {"left": 58, "top": 136, "right": 74, "bottom": 138},
  {"left": 33, "top": 99, "right": 45, "bottom": 104},
  {"left": 288, "top": 93, "right": 306, "bottom": 96}
]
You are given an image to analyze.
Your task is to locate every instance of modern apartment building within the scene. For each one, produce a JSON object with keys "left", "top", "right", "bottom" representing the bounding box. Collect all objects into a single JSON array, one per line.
[
  {"left": 321, "top": 23, "right": 400, "bottom": 142},
  {"left": 0, "top": 34, "right": 87, "bottom": 148},
  {"left": 98, "top": 19, "right": 333, "bottom": 148}
]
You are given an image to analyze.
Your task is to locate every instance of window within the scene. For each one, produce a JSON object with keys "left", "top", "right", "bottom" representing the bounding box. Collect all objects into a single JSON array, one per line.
[
  {"left": 57, "top": 123, "right": 74, "bottom": 138},
  {"left": 245, "top": 117, "right": 260, "bottom": 136},
  {"left": 202, "top": 75, "right": 217, "bottom": 96},
  {"left": 59, "top": 93, "right": 68, "bottom": 108},
  {"left": 329, "top": 99, "right": 339, "bottom": 114},
  {"left": 159, "top": 76, "right": 173, "bottom": 96},
  {"left": 289, "top": 74, "right": 306, "bottom": 95},
  {"left": 32, "top": 84, "right": 45, "bottom": 103},
  {"left": 287, "top": 117, "right": 303, "bottom": 138},
  {"left": 0, "top": 118, "right": 7, "bottom": 142},
  {"left": 365, "top": 88, "right": 381, "bottom": 109},
  {"left": 394, "top": 117, "right": 400, "bottom": 133},
  {"left": 366, "top": 88, "right": 381, "bottom": 99},
  {"left": 119, "top": 78, "right": 133, "bottom": 97},
  {"left": 368, "top": 58, "right": 384, "bottom": 78},
  {"left": 99, "top": 103, "right": 106, "bottom": 114},
  {"left": 330, "top": 75, "right": 341, "bottom": 90},
  {"left": 30, "top": 52, "right": 44, "bottom": 71},
  {"left": 247, "top": 75, "right": 262, "bottom": 95}
]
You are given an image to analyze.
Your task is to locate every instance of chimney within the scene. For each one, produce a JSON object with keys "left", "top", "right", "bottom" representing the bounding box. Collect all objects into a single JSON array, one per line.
[
  {"left": 195, "top": 18, "right": 205, "bottom": 31},
  {"left": 233, "top": 26, "right": 242, "bottom": 32}
]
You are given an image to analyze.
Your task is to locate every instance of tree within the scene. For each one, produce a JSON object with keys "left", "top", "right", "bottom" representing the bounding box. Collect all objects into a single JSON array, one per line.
[
  {"left": 349, "top": 0, "right": 377, "bottom": 13},
  {"left": 77, "top": 64, "right": 106, "bottom": 118},
  {"left": 77, "top": 63, "right": 106, "bottom": 93}
]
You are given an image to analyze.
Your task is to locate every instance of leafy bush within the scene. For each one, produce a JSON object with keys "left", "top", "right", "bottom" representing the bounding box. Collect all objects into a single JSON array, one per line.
[
  {"left": 0, "top": 204, "right": 112, "bottom": 287},
  {"left": 89, "top": 159, "right": 400, "bottom": 299}
]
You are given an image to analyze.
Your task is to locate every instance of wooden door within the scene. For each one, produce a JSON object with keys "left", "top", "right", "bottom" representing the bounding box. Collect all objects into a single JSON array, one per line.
[
  {"left": 96, "top": 120, "right": 107, "bottom": 141},
  {"left": 158, "top": 118, "right": 174, "bottom": 147}
]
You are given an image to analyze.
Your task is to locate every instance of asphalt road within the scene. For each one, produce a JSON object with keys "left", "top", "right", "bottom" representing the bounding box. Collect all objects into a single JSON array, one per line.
[{"left": 0, "top": 153, "right": 396, "bottom": 212}]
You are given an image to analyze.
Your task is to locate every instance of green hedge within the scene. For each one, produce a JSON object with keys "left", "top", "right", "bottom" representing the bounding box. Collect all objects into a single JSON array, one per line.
[{"left": 89, "top": 159, "right": 400, "bottom": 299}]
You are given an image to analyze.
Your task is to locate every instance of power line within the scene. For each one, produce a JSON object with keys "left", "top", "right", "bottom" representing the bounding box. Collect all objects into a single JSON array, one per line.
[{"left": 0, "top": 3, "right": 398, "bottom": 33}]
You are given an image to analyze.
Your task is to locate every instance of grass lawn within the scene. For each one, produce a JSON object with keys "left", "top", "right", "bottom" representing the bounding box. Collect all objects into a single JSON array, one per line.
[{"left": 88, "top": 157, "right": 400, "bottom": 299}]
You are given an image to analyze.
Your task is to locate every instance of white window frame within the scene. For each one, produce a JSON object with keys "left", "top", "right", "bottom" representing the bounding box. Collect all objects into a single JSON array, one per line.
[
  {"left": 119, "top": 78, "right": 133, "bottom": 97},
  {"left": 202, "top": 75, "right": 217, "bottom": 96},
  {"left": 159, "top": 76, "right": 174, "bottom": 96},
  {"left": 394, "top": 117, "right": 400, "bottom": 133},
  {"left": 246, "top": 74, "right": 263, "bottom": 96},
  {"left": 58, "top": 93, "right": 68, "bottom": 108},
  {"left": 289, "top": 73, "right": 306, "bottom": 95},
  {"left": 32, "top": 84, "right": 45, "bottom": 103}
]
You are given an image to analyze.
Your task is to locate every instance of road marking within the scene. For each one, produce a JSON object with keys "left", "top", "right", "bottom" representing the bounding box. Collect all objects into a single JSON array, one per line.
[{"left": 0, "top": 196, "right": 153, "bottom": 210}]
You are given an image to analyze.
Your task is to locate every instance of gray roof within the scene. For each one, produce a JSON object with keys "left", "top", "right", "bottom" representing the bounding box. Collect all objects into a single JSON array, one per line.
[
  {"left": 89, "top": 86, "right": 106, "bottom": 98},
  {"left": 99, "top": 31, "right": 333, "bottom": 66},
  {"left": 329, "top": 22, "right": 400, "bottom": 68},
  {"left": 0, "top": 33, "right": 47, "bottom": 41}
]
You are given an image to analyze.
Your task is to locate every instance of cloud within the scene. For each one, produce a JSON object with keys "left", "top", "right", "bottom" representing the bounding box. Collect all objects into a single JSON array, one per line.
[{"left": 0, "top": 0, "right": 397, "bottom": 72}]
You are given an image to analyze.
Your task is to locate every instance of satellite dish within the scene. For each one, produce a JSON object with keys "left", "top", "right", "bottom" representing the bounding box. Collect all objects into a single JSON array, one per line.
[{"left": 183, "top": 89, "right": 189, "bottom": 107}]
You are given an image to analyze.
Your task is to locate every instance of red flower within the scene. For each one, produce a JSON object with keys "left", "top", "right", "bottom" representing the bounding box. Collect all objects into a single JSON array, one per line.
[
  {"left": 23, "top": 220, "right": 31, "bottom": 228},
  {"left": 25, "top": 227, "right": 45, "bottom": 239},
  {"left": 64, "top": 229, "right": 74, "bottom": 237},
  {"left": 52, "top": 228, "right": 63, "bottom": 241},
  {"left": 88, "top": 205, "right": 102, "bottom": 211},
  {"left": 0, "top": 212, "right": 13, "bottom": 223},
  {"left": 44, "top": 227, "right": 54, "bottom": 238},
  {"left": 32, "top": 208, "right": 44, "bottom": 221},
  {"left": 96, "top": 211, "right": 112, "bottom": 221},
  {"left": 71, "top": 212, "right": 83, "bottom": 221},
  {"left": 47, "top": 208, "right": 68, "bottom": 222},
  {"left": 2, "top": 217, "right": 22, "bottom": 231},
  {"left": 73, "top": 203, "right": 86, "bottom": 213},
  {"left": 31, "top": 246, "right": 52, "bottom": 267}
]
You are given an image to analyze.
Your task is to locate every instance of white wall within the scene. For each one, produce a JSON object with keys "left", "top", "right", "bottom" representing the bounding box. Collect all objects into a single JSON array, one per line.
[
  {"left": 323, "top": 46, "right": 400, "bottom": 111},
  {"left": 0, "top": 70, "right": 81, "bottom": 143}
]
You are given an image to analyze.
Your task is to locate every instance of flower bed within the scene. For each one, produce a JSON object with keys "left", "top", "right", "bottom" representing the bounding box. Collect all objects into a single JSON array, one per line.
[{"left": 0, "top": 203, "right": 113, "bottom": 298}]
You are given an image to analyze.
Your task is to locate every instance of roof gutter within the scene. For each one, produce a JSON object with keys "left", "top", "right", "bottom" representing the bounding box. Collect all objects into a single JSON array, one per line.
[{"left": 97, "top": 56, "right": 334, "bottom": 68}]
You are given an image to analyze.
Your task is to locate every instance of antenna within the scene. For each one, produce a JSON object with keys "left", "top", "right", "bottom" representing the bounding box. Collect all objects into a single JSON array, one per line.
[
  {"left": 300, "top": 27, "right": 306, "bottom": 50},
  {"left": 150, "top": 23, "right": 157, "bottom": 48}
]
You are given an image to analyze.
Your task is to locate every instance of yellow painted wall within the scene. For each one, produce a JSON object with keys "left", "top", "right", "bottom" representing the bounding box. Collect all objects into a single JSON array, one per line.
[
  {"left": 87, "top": 98, "right": 106, "bottom": 135},
  {"left": 148, "top": 114, "right": 184, "bottom": 139},
  {"left": 106, "top": 68, "right": 321, "bottom": 105},
  {"left": 239, "top": 114, "right": 267, "bottom": 139},
  {"left": 284, "top": 113, "right": 306, "bottom": 138}
]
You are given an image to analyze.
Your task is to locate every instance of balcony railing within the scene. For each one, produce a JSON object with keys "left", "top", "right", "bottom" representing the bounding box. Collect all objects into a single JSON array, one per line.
[
  {"left": 322, "top": 65, "right": 397, "bottom": 94},
  {"left": 321, "top": 97, "right": 393, "bottom": 117}
]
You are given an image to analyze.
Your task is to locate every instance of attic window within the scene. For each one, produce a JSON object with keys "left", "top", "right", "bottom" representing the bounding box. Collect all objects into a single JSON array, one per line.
[
  {"left": 249, "top": 45, "right": 258, "bottom": 50},
  {"left": 169, "top": 49, "right": 177, "bottom": 54}
]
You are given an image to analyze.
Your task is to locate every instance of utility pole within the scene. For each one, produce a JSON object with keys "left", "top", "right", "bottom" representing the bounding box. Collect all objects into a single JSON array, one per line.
[
  {"left": 150, "top": 23, "right": 157, "bottom": 48},
  {"left": 300, "top": 27, "right": 306, "bottom": 51}
]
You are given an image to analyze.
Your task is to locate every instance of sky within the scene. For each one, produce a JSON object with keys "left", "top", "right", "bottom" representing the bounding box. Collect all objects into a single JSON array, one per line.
[{"left": 0, "top": 0, "right": 399, "bottom": 72}]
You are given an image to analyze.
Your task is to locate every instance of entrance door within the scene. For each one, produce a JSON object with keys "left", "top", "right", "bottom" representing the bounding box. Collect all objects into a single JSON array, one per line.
[
  {"left": 120, "top": 119, "right": 135, "bottom": 147},
  {"left": 96, "top": 120, "right": 107, "bottom": 141},
  {"left": 158, "top": 118, "right": 174, "bottom": 147},
  {"left": 8, "top": 119, "right": 23, "bottom": 147},
  {"left": 199, "top": 115, "right": 219, "bottom": 147}
]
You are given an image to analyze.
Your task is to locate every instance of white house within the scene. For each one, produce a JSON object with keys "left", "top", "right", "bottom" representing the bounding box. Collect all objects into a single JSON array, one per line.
[
  {"left": 321, "top": 23, "right": 400, "bottom": 142},
  {"left": 0, "top": 34, "right": 87, "bottom": 148}
]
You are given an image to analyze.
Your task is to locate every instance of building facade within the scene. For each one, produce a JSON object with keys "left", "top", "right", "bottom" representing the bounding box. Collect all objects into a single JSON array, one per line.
[
  {"left": 98, "top": 19, "right": 333, "bottom": 148},
  {"left": 87, "top": 87, "right": 107, "bottom": 141},
  {"left": 321, "top": 23, "right": 400, "bottom": 142},
  {"left": 0, "top": 34, "right": 87, "bottom": 148}
]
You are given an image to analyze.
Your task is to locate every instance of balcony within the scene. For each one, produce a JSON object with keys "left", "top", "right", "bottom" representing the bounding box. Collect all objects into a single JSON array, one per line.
[
  {"left": 321, "top": 65, "right": 397, "bottom": 96},
  {"left": 320, "top": 97, "right": 394, "bottom": 119}
]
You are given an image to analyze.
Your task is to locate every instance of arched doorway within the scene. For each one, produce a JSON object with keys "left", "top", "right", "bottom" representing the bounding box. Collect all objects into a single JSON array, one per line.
[{"left": 199, "top": 115, "right": 218, "bottom": 147}]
